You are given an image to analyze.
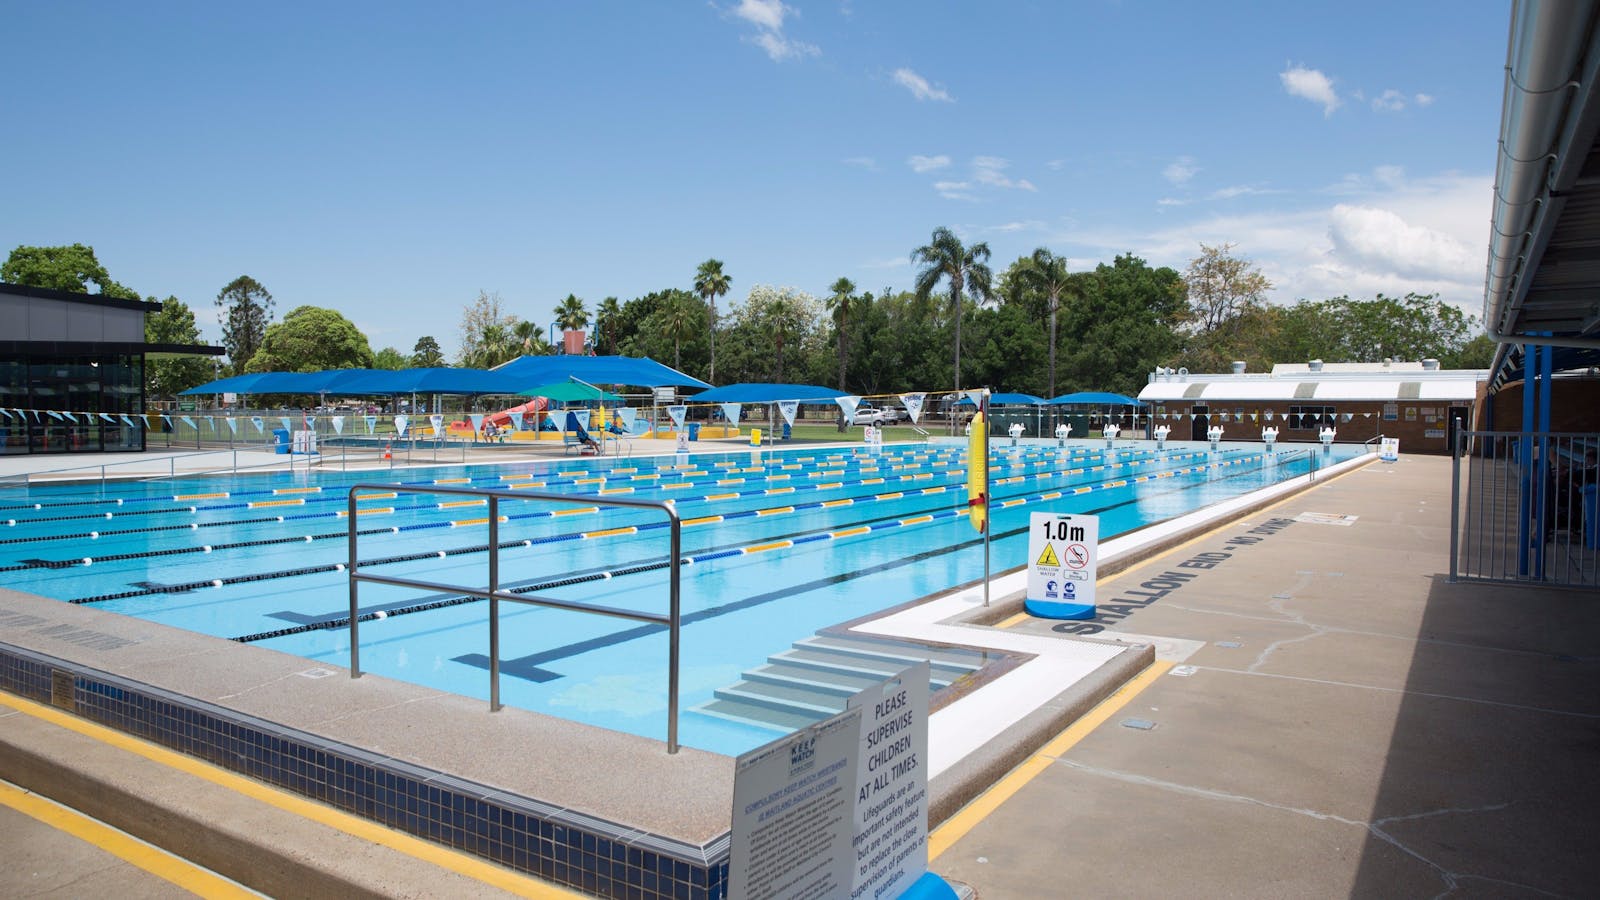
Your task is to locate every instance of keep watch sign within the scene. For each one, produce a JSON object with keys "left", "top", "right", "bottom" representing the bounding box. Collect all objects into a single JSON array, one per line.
[{"left": 1025, "top": 512, "right": 1098, "bottom": 619}]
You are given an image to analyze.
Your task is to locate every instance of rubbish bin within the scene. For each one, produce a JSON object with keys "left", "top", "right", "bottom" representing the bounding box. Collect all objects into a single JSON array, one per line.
[
  {"left": 688, "top": 423, "right": 701, "bottom": 441},
  {"left": 782, "top": 423, "right": 791, "bottom": 440},
  {"left": 272, "top": 429, "right": 291, "bottom": 454}
]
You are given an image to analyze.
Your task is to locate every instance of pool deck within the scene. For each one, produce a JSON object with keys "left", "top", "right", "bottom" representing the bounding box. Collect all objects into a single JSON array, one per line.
[{"left": 4, "top": 445, "right": 1593, "bottom": 896}]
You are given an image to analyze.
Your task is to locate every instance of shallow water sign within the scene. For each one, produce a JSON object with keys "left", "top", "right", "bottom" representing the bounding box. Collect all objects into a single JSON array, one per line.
[{"left": 1026, "top": 512, "right": 1098, "bottom": 619}]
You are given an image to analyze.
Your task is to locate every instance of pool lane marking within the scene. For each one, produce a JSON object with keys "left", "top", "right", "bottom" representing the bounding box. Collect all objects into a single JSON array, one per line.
[
  {"left": 927, "top": 660, "right": 1174, "bottom": 860},
  {"left": 0, "top": 777, "right": 260, "bottom": 898},
  {"left": 0, "top": 693, "right": 580, "bottom": 899}
]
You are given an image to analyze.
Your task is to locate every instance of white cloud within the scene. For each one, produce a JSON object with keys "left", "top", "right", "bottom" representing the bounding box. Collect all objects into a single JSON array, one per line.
[
  {"left": 987, "top": 220, "right": 1046, "bottom": 233},
  {"left": 908, "top": 154, "right": 951, "bottom": 173},
  {"left": 1326, "top": 204, "right": 1478, "bottom": 281},
  {"left": 1372, "top": 89, "right": 1407, "bottom": 112},
  {"left": 893, "top": 68, "right": 953, "bottom": 102},
  {"left": 730, "top": 0, "right": 819, "bottom": 62},
  {"left": 1280, "top": 65, "right": 1342, "bottom": 117},
  {"left": 1163, "top": 156, "right": 1199, "bottom": 185},
  {"left": 843, "top": 156, "right": 877, "bottom": 169},
  {"left": 972, "top": 156, "right": 1036, "bottom": 191},
  {"left": 859, "top": 255, "right": 909, "bottom": 270},
  {"left": 1158, "top": 197, "right": 1190, "bottom": 207},
  {"left": 1046, "top": 159, "right": 1068, "bottom": 171},
  {"left": 933, "top": 180, "right": 975, "bottom": 200},
  {"left": 1415, "top": 92, "right": 1435, "bottom": 107},
  {"left": 1209, "top": 185, "right": 1278, "bottom": 200}
]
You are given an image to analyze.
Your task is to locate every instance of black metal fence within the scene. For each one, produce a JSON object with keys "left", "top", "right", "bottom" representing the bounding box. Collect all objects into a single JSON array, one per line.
[{"left": 1451, "top": 430, "right": 1599, "bottom": 588}]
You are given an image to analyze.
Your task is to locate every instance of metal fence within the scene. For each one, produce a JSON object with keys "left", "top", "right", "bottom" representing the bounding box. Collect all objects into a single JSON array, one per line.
[{"left": 1451, "top": 430, "right": 1599, "bottom": 588}]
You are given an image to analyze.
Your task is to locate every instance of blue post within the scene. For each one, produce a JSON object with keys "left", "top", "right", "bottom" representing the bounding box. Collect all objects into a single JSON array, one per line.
[
  {"left": 1518, "top": 344, "right": 1536, "bottom": 577},
  {"left": 1534, "top": 334, "right": 1554, "bottom": 578}
]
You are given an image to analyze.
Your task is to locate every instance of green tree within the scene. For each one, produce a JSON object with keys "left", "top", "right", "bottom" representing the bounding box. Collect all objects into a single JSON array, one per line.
[
  {"left": 1020, "top": 248, "right": 1072, "bottom": 398},
  {"left": 215, "top": 276, "right": 275, "bottom": 375},
  {"left": 658, "top": 291, "right": 702, "bottom": 370},
  {"left": 913, "top": 227, "right": 993, "bottom": 394},
  {"left": 1449, "top": 332, "right": 1495, "bottom": 369},
  {"left": 411, "top": 336, "right": 445, "bottom": 367},
  {"left": 2, "top": 243, "right": 138, "bottom": 298},
  {"left": 595, "top": 297, "right": 622, "bottom": 355},
  {"left": 245, "top": 305, "right": 374, "bottom": 373},
  {"left": 465, "top": 322, "right": 520, "bottom": 369},
  {"left": 825, "top": 277, "right": 855, "bottom": 390},
  {"left": 1061, "top": 254, "right": 1185, "bottom": 395},
  {"left": 512, "top": 319, "right": 551, "bottom": 357},
  {"left": 143, "top": 296, "right": 212, "bottom": 398},
  {"left": 554, "top": 293, "right": 590, "bottom": 333},
  {"left": 456, "top": 290, "right": 512, "bottom": 366},
  {"left": 694, "top": 259, "right": 732, "bottom": 384},
  {"left": 373, "top": 347, "right": 408, "bottom": 369}
]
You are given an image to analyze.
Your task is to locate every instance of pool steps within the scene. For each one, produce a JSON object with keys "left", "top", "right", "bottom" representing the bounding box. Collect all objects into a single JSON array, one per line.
[{"left": 694, "top": 634, "right": 985, "bottom": 733}]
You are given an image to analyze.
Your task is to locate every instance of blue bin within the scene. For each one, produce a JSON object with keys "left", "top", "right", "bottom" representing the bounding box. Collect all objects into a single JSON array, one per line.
[
  {"left": 688, "top": 423, "right": 701, "bottom": 441},
  {"left": 272, "top": 429, "right": 290, "bottom": 454},
  {"left": 782, "top": 423, "right": 791, "bottom": 440}
]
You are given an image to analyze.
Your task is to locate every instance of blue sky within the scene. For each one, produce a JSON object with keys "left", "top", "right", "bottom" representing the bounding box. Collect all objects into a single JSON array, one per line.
[{"left": 4, "top": 1, "right": 1509, "bottom": 358}]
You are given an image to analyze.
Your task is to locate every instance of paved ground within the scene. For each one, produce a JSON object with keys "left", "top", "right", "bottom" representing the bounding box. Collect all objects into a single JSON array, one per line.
[
  {"left": 3, "top": 450, "right": 1596, "bottom": 897},
  {"left": 935, "top": 454, "right": 1600, "bottom": 899}
]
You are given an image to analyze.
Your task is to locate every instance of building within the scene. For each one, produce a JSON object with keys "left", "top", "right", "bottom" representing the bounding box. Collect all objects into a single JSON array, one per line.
[
  {"left": 0, "top": 281, "right": 223, "bottom": 455},
  {"left": 1137, "top": 359, "right": 1489, "bottom": 454}
]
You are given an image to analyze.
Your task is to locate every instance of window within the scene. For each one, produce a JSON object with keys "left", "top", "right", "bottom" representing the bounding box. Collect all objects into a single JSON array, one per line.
[{"left": 1287, "top": 405, "right": 1334, "bottom": 430}]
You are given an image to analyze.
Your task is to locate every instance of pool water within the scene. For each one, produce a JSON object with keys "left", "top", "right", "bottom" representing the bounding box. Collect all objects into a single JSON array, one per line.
[{"left": 0, "top": 440, "right": 1360, "bottom": 754}]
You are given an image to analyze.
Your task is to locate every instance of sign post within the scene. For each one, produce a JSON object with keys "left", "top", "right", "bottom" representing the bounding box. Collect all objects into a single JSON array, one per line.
[{"left": 1025, "top": 512, "right": 1098, "bottom": 619}]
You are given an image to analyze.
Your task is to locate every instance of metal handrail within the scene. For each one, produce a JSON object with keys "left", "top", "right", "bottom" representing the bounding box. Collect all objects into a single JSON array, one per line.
[{"left": 345, "top": 482, "right": 684, "bottom": 752}]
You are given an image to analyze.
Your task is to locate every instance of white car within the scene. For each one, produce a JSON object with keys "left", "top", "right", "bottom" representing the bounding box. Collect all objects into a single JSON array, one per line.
[{"left": 851, "top": 405, "right": 900, "bottom": 426}]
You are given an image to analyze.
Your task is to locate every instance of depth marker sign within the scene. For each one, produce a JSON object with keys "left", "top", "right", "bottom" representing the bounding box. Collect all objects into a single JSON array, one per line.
[{"left": 1026, "top": 512, "right": 1098, "bottom": 619}]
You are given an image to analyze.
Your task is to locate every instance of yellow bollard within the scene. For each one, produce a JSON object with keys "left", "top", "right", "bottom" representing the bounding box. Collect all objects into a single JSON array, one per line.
[{"left": 751, "top": 428, "right": 762, "bottom": 446}]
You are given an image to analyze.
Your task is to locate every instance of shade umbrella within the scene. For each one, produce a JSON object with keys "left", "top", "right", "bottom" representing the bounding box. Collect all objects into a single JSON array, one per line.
[{"left": 518, "top": 382, "right": 624, "bottom": 403}]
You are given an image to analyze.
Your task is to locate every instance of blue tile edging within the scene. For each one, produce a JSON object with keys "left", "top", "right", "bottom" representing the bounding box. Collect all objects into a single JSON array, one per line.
[{"left": 0, "top": 641, "right": 730, "bottom": 900}]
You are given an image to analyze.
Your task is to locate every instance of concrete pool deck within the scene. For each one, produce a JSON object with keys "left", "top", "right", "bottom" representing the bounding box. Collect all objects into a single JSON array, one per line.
[{"left": 6, "top": 443, "right": 1582, "bottom": 896}]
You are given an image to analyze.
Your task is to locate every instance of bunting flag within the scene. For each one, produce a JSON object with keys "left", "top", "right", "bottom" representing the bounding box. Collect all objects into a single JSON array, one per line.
[
  {"left": 665, "top": 405, "right": 687, "bottom": 429},
  {"left": 777, "top": 400, "right": 799, "bottom": 427},
  {"left": 201, "top": 416, "right": 214, "bottom": 431},
  {"left": 962, "top": 390, "right": 986, "bottom": 409},
  {"left": 252, "top": 416, "right": 265, "bottom": 434},
  {"left": 1343, "top": 413, "right": 1354, "bottom": 422},
  {"left": 331, "top": 416, "right": 345, "bottom": 434},
  {"left": 719, "top": 403, "right": 742, "bottom": 427},
  {"left": 162, "top": 415, "right": 173, "bottom": 430},
  {"left": 47, "top": 410, "right": 63, "bottom": 421},
  {"left": 617, "top": 407, "right": 637, "bottom": 432},
  {"left": 305, "top": 416, "right": 317, "bottom": 430},
  {"left": 1250, "top": 414, "right": 1258, "bottom": 423},
  {"left": 364, "top": 415, "right": 377, "bottom": 434},
  {"left": 98, "top": 413, "right": 114, "bottom": 422},
  {"left": 507, "top": 411, "right": 524, "bottom": 431},
  {"left": 226, "top": 417, "right": 239, "bottom": 435},
  {"left": 64, "top": 411, "right": 80, "bottom": 422},
  {"left": 394, "top": 414, "right": 410, "bottom": 437},
  {"left": 468, "top": 414, "right": 485, "bottom": 434},
  {"left": 900, "top": 392, "right": 926, "bottom": 424},
  {"left": 835, "top": 395, "right": 862, "bottom": 422},
  {"left": 279, "top": 417, "right": 292, "bottom": 433},
  {"left": 429, "top": 414, "right": 444, "bottom": 435},
  {"left": 120, "top": 414, "right": 134, "bottom": 426},
  {"left": 180, "top": 416, "right": 195, "bottom": 429}
]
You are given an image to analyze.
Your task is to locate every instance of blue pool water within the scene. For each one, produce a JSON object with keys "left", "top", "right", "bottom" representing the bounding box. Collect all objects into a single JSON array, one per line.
[{"left": 0, "top": 440, "right": 1360, "bottom": 754}]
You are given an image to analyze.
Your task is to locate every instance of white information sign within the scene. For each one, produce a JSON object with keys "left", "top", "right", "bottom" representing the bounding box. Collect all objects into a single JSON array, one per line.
[
  {"left": 730, "top": 708, "right": 862, "bottom": 900},
  {"left": 1025, "top": 512, "right": 1098, "bottom": 619},
  {"left": 849, "top": 662, "right": 930, "bottom": 900},
  {"left": 1379, "top": 437, "right": 1400, "bottom": 462}
]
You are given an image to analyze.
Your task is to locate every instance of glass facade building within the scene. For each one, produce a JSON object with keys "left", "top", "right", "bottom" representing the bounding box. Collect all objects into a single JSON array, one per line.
[{"left": 0, "top": 283, "right": 222, "bottom": 455}]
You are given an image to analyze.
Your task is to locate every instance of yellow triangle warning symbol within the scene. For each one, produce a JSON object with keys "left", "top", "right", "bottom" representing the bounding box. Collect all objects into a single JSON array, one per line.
[{"left": 1036, "top": 543, "right": 1060, "bottom": 567}]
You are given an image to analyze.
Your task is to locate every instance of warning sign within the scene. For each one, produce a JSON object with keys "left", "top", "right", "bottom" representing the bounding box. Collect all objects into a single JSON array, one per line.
[
  {"left": 1036, "top": 543, "right": 1060, "bottom": 567},
  {"left": 1026, "top": 512, "right": 1098, "bottom": 620}
]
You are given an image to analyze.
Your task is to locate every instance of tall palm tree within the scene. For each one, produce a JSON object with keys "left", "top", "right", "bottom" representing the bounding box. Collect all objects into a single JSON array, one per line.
[
  {"left": 473, "top": 322, "right": 519, "bottom": 368},
  {"left": 1023, "top": 248, "right": 1072, "bottom": 399},
  {"left": 595, "top": 296, "right": 621, "bottom": 355},
  {"left": 825, "top": 277, "right": 856, "bottom": 390},
  {"left": 512, "top": 319, "right": 549, "bottom": 357},
  {"left": 661, "top": 293, "right": 697, "bottom": 370},
  {"left": 912, "top": 227, "right": 993, "bottom": 395},
  {"left": 554, "top": 294, "right": 590, "bottom": 332},
  {"left": 693, "top": 259, "right": 732, "bottom": 384}
]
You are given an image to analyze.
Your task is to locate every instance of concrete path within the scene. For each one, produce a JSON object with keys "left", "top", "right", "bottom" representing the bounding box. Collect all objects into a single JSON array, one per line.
[{"left": 933, "top": 454, "right": 1600, "bottom": 898}]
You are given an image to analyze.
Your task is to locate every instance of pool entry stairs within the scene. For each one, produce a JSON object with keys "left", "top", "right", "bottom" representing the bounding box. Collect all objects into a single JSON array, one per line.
[{"left": 693, "top": 634, "right": 985, "bottom": 732}]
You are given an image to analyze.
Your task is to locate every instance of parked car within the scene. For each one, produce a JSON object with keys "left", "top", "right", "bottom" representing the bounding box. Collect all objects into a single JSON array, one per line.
[{"left": 850, "top": 404, "right": 901, "bottom": 425}]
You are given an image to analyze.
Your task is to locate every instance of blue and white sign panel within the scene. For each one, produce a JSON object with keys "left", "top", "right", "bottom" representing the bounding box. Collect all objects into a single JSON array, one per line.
[{"left": 1025, "top": 512, "right": 1098, "bottom": 619}]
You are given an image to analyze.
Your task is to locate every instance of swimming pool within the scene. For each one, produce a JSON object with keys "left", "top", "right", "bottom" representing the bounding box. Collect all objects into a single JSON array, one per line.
[{"left": 0, "top": 440, "right": 1361, "bottom": 754}]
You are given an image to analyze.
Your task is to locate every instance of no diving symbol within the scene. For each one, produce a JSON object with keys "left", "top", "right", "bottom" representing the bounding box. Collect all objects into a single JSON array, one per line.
[{"left": 1064, "top": 543, "right": 1090, "bottom": 569}]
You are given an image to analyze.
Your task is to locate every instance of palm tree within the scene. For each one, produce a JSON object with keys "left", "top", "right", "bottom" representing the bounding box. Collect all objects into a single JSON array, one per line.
[
  {"left": 825, "top": 277, "right": 855, "bottom": 391},
  {"left": 661, "top": 293, "right": 697, "bottom": 370},
  {"left": 554, "top": 294, "right": 589, "bottom": 332},
  {"left": 912, "top": 227, "right": 993, "bottom": 395},
  {"left": 512, "top": 319, "right": 549, "bottom": 357},
  {"left": 694, "top": 259, "right": 732, "bottom": 384},
  {"left": 595, "top": 296, "right": 621, "bottom": 355},
  {"left": 1023, "top": 248, "right": 1072, "bottom": 398},
  {"left": 472, "top": 322, "right": 519, "bottom": 368}
]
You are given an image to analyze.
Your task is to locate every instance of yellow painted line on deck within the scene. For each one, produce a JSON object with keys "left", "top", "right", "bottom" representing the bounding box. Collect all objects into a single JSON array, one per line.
[
  {"left": 247, "top": 499, "right": 304, "bottom": 509},
  {"left": 0, "top": 778, "right": 258, "bottom": 898},
  {"left": 928, "top": 661, "right": 1174, "bottom": 860},
  {"left": 584, "top": 526, "right": 638, "bottom": 539},
  {"left": 552, "top": 506, "right": 599, "bottom": 516},
  {"left": 996, "top": 611, "right": 1031, "bottom": 628},
  {"left": 0, "top": 693, "right": 579, "bottom": 898},
  {"left": 172, "top": 492, "right": 228, "bottom": 501},
  {"left": 272, "top": 486, "right": 322, "bottom": 495}
]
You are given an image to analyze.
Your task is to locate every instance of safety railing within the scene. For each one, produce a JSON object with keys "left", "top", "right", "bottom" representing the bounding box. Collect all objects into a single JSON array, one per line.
[
  {"left": 345, "top": 483, "right": 685, "bottom": 752},
  {"left": 1450, "top": 430, "right": 1599, "bottom": 588}
]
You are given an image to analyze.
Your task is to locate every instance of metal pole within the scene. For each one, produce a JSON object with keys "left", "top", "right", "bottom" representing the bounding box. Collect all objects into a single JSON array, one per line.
[
  {"left": 1450, "top": 422, "right": 1462, "bottom": 583},
  {"left": 489, "top": 495, "right": 501, "bottom": 712},
  {"left": 348, "top": 489, "right": 362, "bottom": 678},
  {"left": 667, "top": 507, "right": 681, "bottom": 754}
]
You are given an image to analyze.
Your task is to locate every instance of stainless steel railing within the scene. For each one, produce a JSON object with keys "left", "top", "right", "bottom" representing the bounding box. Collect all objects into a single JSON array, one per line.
[{"left": 345, "top": 483, "right": 685, "bottom": 752}]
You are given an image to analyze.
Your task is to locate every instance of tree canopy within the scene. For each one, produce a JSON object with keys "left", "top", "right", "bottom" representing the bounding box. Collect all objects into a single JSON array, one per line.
[
  {"left": 2, "top": 244, "right": 139, "bottom": 298},
  {"left": 245, "top": 305, "right": 374, "bottom": 373},
  {"left": 144, "top": 296, "right": 213, "bottom": 398},
  {"left": 216, "top": 276, "right": 274, "bottom": 375}
]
